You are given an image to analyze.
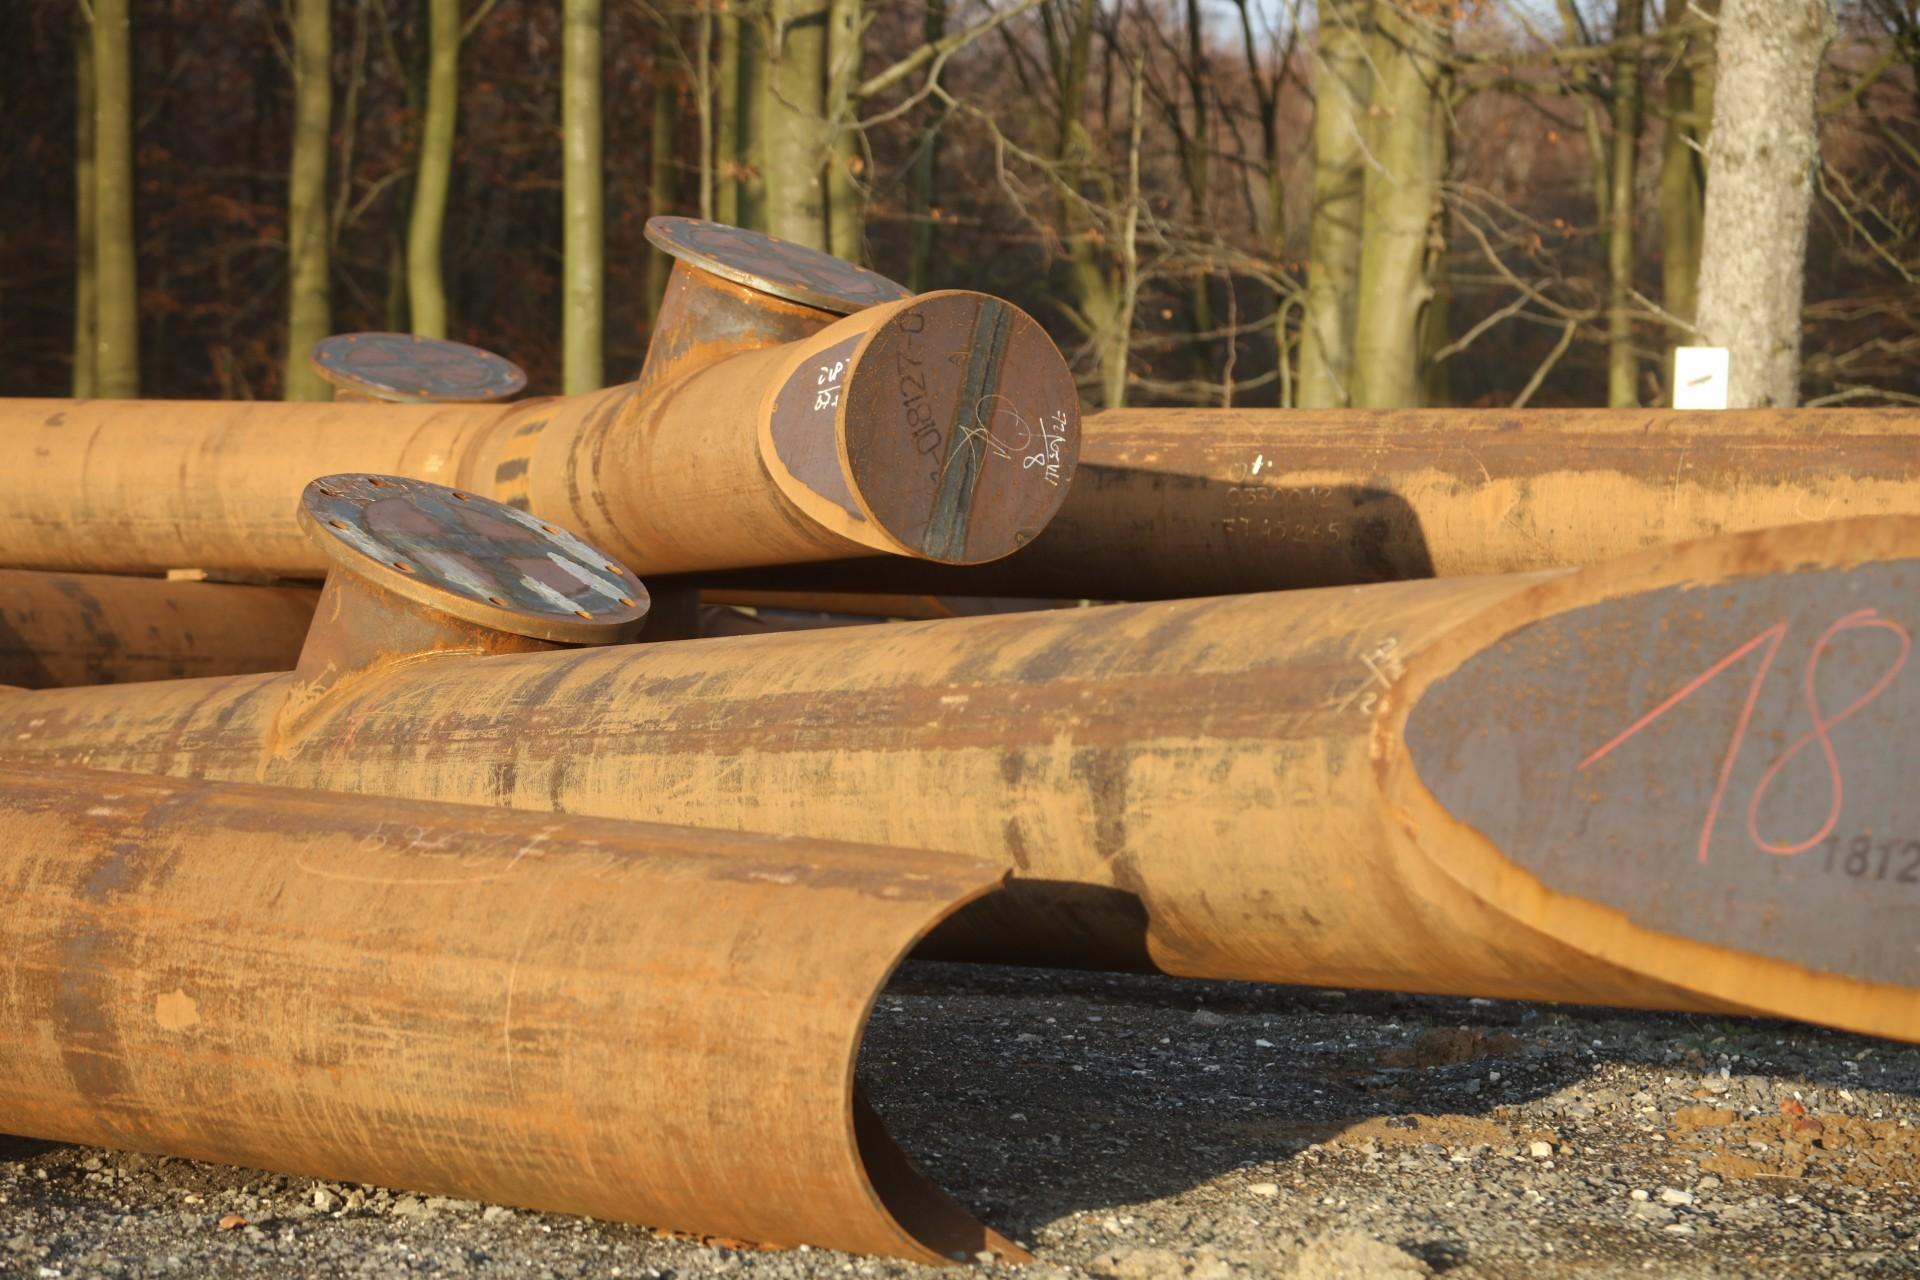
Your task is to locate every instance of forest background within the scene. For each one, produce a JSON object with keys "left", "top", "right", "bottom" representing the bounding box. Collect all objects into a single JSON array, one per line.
[{"left": 2, "top": 0, "right": 1916, "bottom": 411}]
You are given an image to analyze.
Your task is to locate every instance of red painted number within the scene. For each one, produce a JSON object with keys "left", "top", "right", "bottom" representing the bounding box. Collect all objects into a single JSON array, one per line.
[{"left": 1578, "top": 609, "right": 1910, "bottom": 864}]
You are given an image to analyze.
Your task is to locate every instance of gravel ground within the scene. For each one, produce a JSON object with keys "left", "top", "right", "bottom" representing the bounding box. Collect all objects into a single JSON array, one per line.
[{"left": 0, "top": 961, "right": 1914, "bottom": 1279}]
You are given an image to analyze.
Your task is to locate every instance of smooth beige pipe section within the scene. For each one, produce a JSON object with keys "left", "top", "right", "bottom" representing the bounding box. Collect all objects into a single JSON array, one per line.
[
  {"left": 0, "top": 518, "right": 1912, "bottom": 1041},
  {"left": 0, "top": 765, "right": 1014, "bottom": 1263},
  {"left": 683, "top": 407, "right": 1920, "bottom": 599},
  {"left": 0, "top": 569, "right": 317, "bottom": 688}
]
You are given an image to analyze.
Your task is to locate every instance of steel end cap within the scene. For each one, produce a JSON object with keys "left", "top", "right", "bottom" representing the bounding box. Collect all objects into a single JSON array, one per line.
[
  {"left": 842, "top": 291, "right": 1080, "bottom": 564},
  {"left": 297, "top": 474, "right": 649, "bottom": 644},
  {"left": 310, "top": 332, "right": 528, "bottom": 403},
  {"left": 645, "top": 216, "right": 912, "bottom": 315}
]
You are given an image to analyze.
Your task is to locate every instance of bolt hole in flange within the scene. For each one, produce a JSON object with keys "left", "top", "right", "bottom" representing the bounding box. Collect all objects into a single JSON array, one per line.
[{"left": 297, "top": 473, "right": 651, "bottom": 645}]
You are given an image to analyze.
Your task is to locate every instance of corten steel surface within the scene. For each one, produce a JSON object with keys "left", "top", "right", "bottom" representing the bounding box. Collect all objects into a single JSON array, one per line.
[
  {"left": 0, "top": 764, "right": 1015, "bottom": 1263},
  {"left": 680, "top": 407, "right": 1920, "bottom": 600},
  {"left": 0, "top": 569, "right": 316, "bottom": 688},
  {"left": 632, "top": 217, "right": 913, "bottom": 404},
  {"left": 0, "top": 292, "right": 1078, "bottom": 577},
  {"left": 0, "top": 518, "right": 1913, "bottom": 1041},
  {"left": 311, "top": 332, "right": 529, "bottom": 402}
]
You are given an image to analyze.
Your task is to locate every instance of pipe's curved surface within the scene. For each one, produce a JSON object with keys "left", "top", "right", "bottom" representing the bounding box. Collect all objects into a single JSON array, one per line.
[{"left": 0, "top": 765, "right": 1016, "bottom": 1263}]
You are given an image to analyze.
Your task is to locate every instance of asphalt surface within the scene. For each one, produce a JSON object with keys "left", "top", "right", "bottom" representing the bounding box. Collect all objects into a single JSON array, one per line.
[{"left": 0, "top": 961, "right": 1914, "bottom": 1278}]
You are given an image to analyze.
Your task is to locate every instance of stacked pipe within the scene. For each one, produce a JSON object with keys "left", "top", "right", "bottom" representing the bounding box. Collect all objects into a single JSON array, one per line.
[{"left": 0, "top": 217, "right": 1915, "bottom": 1263}]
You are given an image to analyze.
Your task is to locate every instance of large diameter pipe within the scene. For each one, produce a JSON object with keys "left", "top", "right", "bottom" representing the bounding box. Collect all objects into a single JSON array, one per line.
[
  {"left": 0, "top": 569, "right": 317, "bottom": 688},
  {"left": 680, "top": 407, "right": 1920, "bottom": 599},
  {"left": 0, "top": 517, "right": 1913, "bottom": 1042},
  {"left": 0, "top": 764, "right": 1014, "bottom": 1264},
  {"left": 0, "top": 290, "right": 1077, "bottom": 577}
]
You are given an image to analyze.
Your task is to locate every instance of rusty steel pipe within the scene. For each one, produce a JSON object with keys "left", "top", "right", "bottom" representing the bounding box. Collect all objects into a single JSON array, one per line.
[
  {"left": 0, "top": 517, "right": 1912, "bottom": 1042},
  {"left": 0, "top": 294, "right": 1077, "bottom": 578},
  {"left": 679, "top": 407, "right": 1920, "bottom": 599},
  {"left": 0, "top": 569, "right": 317, "bottom": 689},
  {"left": 0, "top": 764, "right": 1015, "bottom": 1263}
]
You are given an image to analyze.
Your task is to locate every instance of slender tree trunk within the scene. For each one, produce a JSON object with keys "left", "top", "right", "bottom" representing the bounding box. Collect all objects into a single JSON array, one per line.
[
  {"left": 563, "top": 0, "right": 604, "bottom": 393},
  {"left": 1299, "top": 0, "right": 1369, "bottom": 408},
  {"left": 73, "top": 2, "right": 97, "bottom": 399},
  {"left": 1421, "top": 117, "right": 1453, "bottom": 408},
  {"left": 717, "top": 3, "right": 741, "bottom": 224},
  {"left": 762, "top": 0, "right": 828, "bottom": 250},
  {"left": 825, "top": 0, "right": 863, "bottom": 260},
  {"left": 1694, "top": 0, "right": 1833, "bottom": 407},
  {"left": 1348, "top": 1, "right": 1451, "bottom": 408},
  {"left": 905, "top": 0, "right": 946, "bottom": 291},
  {"left": 647, "top": 60, "right": 679, "bottom": 322},
  {"left": 408, "top": 0, "right": 459, "bottom": 338},
  {"left": 1658, "top": 0, "right": 1711, "bottom": 343},
  {"left": 92, "top": 0, "right": 138, "bottom": 398},
  {"left": 286, "top": 0, "right": 334, "bottom": 402},
  {"left": 1181, "top": 0, "right": 1212, "bottom": 383},
  {"left": 1606, "top": 0, "right": 1644, "bottom": 407},
  {"left": 695, "top": 2, "right": 713, "bottom": 220},
  {"left": 737, "top": 4, "right": 767, "bottom": 229}
]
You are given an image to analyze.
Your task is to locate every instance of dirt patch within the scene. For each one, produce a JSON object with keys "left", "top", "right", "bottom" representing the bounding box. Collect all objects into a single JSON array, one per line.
[
  {"left": 1378, "top": 1027, "right": 1524, "bottom": 1069},
  {"left": 1666, "top": 1100, "right": 1920, "bottom": 1190}
]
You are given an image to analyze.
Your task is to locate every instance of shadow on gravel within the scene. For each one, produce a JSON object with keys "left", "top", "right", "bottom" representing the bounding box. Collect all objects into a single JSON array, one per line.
[{"left": 859, "top": 959, "right": 1918, "bottom": 1252}]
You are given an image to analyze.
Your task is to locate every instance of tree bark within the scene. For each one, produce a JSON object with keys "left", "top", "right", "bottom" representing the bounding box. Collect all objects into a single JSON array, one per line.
[
  {"left": 762, "top": 0, "right": 829, "bottom": 250},
  {"left": 737, "top": 4, "right": 767, "bottom": 229},
  {"left": 407, "top": 0, "right": 459, "bottom": 339},
  {"left": 1606, "top": 0, "right": 1644, "bottom": 407},
  {"left": 647, "top": 58, "right": 679, "bottom": 323},
  {"left": 73, "top": 2, "right": 97, "bottom": 399},
  {"left": 1348, "top": 1, "right": 1451, "bottom": 408},
  {"left": 563, "top": 0, "right": 604, "bottom": 393},
  {"left": 1299, "top": 0, "right": 1370, "bottom": 408},
  {"left": 824, "top": 0, "right": 863, "bottom": 260},
  {"left": 905, "top": 0, "right": 946, "bottom": 291},
  {"left": 717, "top": 2, "right": 741, "bottom": 225},
  {"left": 286, "top": 0, "right": 334, "bottom": 402},
  {"left": 1658, "top": 0, "right": 1712, "bottom": 343},
  {"left": 1693, "top": 0, "right": 1832, "bottom": 408},
  {"left": 92, "top": 0, "right": 138, "bottom": 398}
]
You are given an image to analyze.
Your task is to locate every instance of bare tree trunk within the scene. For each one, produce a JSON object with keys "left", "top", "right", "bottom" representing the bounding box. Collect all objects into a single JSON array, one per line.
[
  {"left": 762, "top": 0, "right": 828, "bottom": 250},
  {"left": 563, "top": 0, "right": 604, "bottom": 393},
  {"left": 717, "top": 2, "right": 741, "bottom": 224},
  {"left": 905, "top": 0, "right": 946, "bottom": 291},
  {"left": 695, "top": 2, "right": 713, "bottom": 220},
  {"left": 647, "top": 58, "right": 679, "bottom": 322},
  {"left": 1606, "top": 0, "right": 1644, "bottom": 407},
  {"left": 1349, "top": 0, "right": 1451, "bottom": 408},
  {"left": 1658, "top": 0, "right": 1712, "bottom": 343},
  {"left": 73, "top": 2, "right": 97, "bottom": 399},
  {"left": 92, "top": 0, "right": 138, "bottom": 398},
  {"left": 1180, "top": 0, "right": 1212, "bottom": 382},
  {"left": 825, "top": 0, "right": 863, "bottom": 260},
  {"left": 737, "top": 4, "right": 767, "bottom": 229},
  {"left": 1299, "top": 0, "right": 1369, "bottom": 408},
  {"left": 408, "top": 0, "right": 459, "bottom": 338},
  {"left": 1694, "top": 0, "right": 1833, "bottom": 407},
  {"left": 286, "top": 0, "right": 334, "bottom": 402}
]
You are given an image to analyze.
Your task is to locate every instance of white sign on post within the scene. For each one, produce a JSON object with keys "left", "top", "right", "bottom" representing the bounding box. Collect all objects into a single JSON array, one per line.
[{"left": 1673, "top": 346, "right": 1730, "bottom": 410}]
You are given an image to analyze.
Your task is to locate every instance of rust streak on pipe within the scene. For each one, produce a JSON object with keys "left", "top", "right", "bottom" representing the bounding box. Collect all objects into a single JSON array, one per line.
[
  {"left": 0, "top": 764, "right": 1016, "bottom": 1263},
  {"left": 679, "top": 407, "right": 1920, "bottom": 599},
  {"left": 0, "top": 518, "right": 1912, "bottom": 1042},
  {"left": 0, "top": 569, "right": 317, "bottom": 689}
]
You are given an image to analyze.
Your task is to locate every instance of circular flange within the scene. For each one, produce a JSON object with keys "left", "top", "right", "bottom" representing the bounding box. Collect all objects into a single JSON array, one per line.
[
  {"left": 645, "top": 217, "right": 913, "bottom": 315},
  {"left": 839, "top": 292, "right": 1081, "bottom": 564},
  {"left": 297, "top": 474, "right": 649, "bottom": 644},
  {"left": 311, "top": 333, "right": 528, "bottom": 403}
]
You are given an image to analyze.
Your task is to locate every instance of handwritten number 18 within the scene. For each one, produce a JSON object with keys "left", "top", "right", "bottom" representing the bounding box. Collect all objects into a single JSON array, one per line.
[{"left": 1577, "top": 609, "right": 1911, "bottom": 864}]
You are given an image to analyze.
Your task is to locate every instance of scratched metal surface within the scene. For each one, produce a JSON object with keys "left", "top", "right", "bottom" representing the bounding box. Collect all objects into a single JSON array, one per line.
[
  {"left": 1406, "top": 559, "right": 1920, "bottom": 988},
  {"left": 299, "top": 474, "right": 649, "bottom": 644},
  {"left": 310, "top": 333, "right": 528, "bottom": 403},
  {"left": 645, "top": 217, "right": 913, "bottom": 314},
  {"left": 0, "top": 764, "right": 1012, "bottom": 1262}
]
